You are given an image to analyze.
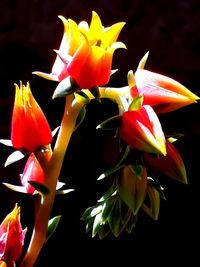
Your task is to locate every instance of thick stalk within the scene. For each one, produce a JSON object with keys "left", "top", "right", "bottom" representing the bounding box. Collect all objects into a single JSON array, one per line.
[{"left": 20, "top": 95, "right": 84, "bottom": 267}]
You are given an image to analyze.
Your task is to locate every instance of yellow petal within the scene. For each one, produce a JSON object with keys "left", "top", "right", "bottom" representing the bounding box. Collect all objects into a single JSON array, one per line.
[
  {"left": 102, "top": 22, "right": 125, "bottom": 47},
  {"left": 88, "top": 11, "right": 103, "bottom": 43}
]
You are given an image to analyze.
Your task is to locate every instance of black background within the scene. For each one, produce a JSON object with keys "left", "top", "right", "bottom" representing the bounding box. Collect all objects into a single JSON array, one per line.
[{"left": 0, "top": 0, "right": 200, "bottom": 266}]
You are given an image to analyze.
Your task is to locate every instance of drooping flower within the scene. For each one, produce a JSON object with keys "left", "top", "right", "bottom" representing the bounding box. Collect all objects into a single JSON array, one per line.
[
  {"left": 20, "top": 153, "right": 45, "bottom": 194},
  {"left": 130, "top": 68, "right": 199, "bottom": 113},
  {"left": 11, "top": 82, "right": 52, "bottom": 153},
  {"left": 119, "top": 105, "right": 166, "bottom": 155},
  {"left": 0, "top": 204, "right": 26, "bottom": 264},
  {"left": 34, "top": 11, "right": 126, "bottom": 89},
  {"left": 144, "top": 140, "right": 187, "bottom": 184}
]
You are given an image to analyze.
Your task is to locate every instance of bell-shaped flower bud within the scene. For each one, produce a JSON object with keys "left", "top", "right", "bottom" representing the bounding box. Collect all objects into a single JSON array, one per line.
[
  {"left": 131, "top": 68, "right": 199, "bottom": 113},
  {"left": 144, "top": 140, "right": 187, "bottom": 184},
  {"left": 21, "top": 153, "right": 45, "bottom": 194},
  {"left": 0, "top": 204, "right": 26, "bottom": 263},
  {"left": 11, "top": 82, "right": 52, "bottom": 153},
  {"left": 119, "top": 105, "right": 166, "bottom": 155}
]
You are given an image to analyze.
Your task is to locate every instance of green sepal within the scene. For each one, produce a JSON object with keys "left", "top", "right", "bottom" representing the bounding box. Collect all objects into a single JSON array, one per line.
[
  {"left": 46, "top": 215, "right": 61, "bottom": 242},
  {"left": 28, "top": 181, "right": 50, "bottom": 196},
  {"left": 52, "top": 76, "right": 80, "bottom": 99},
  {"left": 142, "top": 184, "right": 160, "bottom": 220},
  {"left": 80, "top": 203, "right": 103, "bottom": 221},
  {"left": 129, "top": 95, "right": 144, "bottom": 111},
  {"left": 125, "top": 211, "right": 138, "bottom": 234},
  {"left": 117, "top": 165, "right": 147, "bottom": 214},
  {"left": 127, "top": 70, "right": 135, "bottom": 87},
  {"left": 89, "top": 86, "right": 101, "bottom": 103},
  {"left": 96, "top": 115, "right": 122, "bottom": 131},
  {"left": 147, "top": 177, "right": 166, "bottom": 200},
  {"left": 74, "top": 105, "right": 86, "bottom": 131},
  {"left": 137, "top": 51, "right": 149, "bottom": 70},
  {"left": 98, "top": 223, "right": 110, "bottom": 240},
  {"left": 74, "top": 90, "right": 90, "bottom": 104},
  {"left": 4, "top": 150, "right": 25, "bottom": 167}
]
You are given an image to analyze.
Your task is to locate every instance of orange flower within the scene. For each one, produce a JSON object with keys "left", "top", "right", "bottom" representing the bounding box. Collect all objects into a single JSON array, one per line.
[
  {"left": 21, "top": 153, "right": 45, "bottom": 194},
  {"left": 34, "top": 11, "right": 126, "bottom": 89},
  {"left": 131, "top": 68, "right": 199, "bottom": 113},
  {"left": 0, "top": 204, "right": 26, "bottom": 263},
  {"left": 119, "top": 105, "right": 166, "bottom": 155},
  {"left": 144, "top": 140, "right": 187, "bottom": 184},
  {"left": 11, "top": 82, "right": 52, "bottom": 152}
]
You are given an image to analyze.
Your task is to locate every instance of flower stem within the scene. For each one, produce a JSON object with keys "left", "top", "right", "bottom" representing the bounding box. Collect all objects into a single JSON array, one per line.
[{"left": 19, "top": 95, "right": 84, "bottom": 267}]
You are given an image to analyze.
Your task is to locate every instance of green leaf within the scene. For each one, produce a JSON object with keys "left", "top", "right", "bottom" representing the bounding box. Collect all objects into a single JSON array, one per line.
[
  {"left": 81, "top": 203, "right": 103, "bottom": 220},
  {"left": 97, "top": 164, "right": 125, "bottom": 180},
  {"left": 3, "top": 183, "right": 27, "bottom": 194},
  {"left": 147, "top": 177, "right": 166, "bottom": 200},
  {"left": 98, "top": 182, "right": 116, "bottom": 202},
  {"left": 52, "top": 126, "right": 60, "bottom": 138},
  {"left": 125, "top": 212, "right": 138, "bottom": 234},
  {"left": 74, "top": 106, "right": 86, "bottom": 131},
  {"left": 4, "top": 150, "right": 25, "bottom": 167},
  {"left": 46, "top": 215, "right": 61, "bottom": 242},
  {"left": 55, "top": 189, "right": 75, "bottom": 195},
  {"left": 0, "top": 139, "right": 13, "bottom": 146},
  {"left": 96, "top": 115, "right": 122, "bottom": 131},
  {"left": 129, "top": 95, "right": 143, "bottom": 111},
  {"left": 28, "top": 181, "right": 50, "bottom": 196},
  {"left": 101, "top": 196, "right": 118, "bottom": 223},
  {"left": 52, "top": 76, "right": 80, "bottom": 99},
  {"left": 92, "top": 212, "right": 103, "bottom": 237}
]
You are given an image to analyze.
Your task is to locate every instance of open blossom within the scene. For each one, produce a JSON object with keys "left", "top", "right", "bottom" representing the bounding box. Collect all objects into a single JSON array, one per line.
[
  {"left": 144, "top": 140, "right": 187, "bottom": 184},
  {"left": 21, "top": 153, "right": 45, "bottom": 194},
  {"left": 130, "top": 68, "right": 199, "bottom": 113},
  {"left": 119, "top": 105, "right": 166, "bottom": 155},
  {"left": 34, "top": 11, "right": 126, "bottom": 89},
  {"left": 11, "top": 82, "right": 52, "bottom": 153},
  {"left": 0, "top": 204, "right": 26, "bottom": 264}
]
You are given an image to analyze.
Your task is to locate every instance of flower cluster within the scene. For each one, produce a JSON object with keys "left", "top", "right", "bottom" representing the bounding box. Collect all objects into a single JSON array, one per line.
[{"left": 0, "top": 10, "right": 198, "bottom": 266}]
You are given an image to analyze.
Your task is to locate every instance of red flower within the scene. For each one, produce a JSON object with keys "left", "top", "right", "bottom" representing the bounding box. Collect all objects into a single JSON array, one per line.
[
  {"left": 131, "top": 68, "right": 199, "bottom": 113},
  {"left": 119, "top": 105, "right": 166, "bottom": 155},
  {"left": 11, "top": 82, "right": 52, "bottom": 153},
  {"left": 0, "top": 204, "right": 26, "bottom": 263},
  {"left": 21, "top": 153, "right": 45, "bottom": 194},
  {"left": 144, "top": 140, "right": 187, "bottom": 184}
]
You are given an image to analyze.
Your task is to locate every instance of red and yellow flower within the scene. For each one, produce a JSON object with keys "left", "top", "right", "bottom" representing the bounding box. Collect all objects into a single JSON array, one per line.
[
  {"left": 11, "top": 82, "right": 52, "bottom": 153},
  {"left": 0, "top": 204, "right": 26, "bottom": 264},
  {"left": 130, "top": 68, "right": 199, "bottom": 113},
  {"left": 119, "top": 105, "right": 166, "bottom": 155},
  {"left": 34, "top": 11, "right": 126, "bottom": 89}
]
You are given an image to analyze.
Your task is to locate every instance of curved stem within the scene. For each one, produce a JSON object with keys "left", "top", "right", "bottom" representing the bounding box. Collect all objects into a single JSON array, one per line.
[{"left": 20, "top": 95, "right": 84, "bottom": 267}]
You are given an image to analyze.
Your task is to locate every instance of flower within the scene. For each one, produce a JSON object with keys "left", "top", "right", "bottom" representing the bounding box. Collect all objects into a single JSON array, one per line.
[
  {"left": 11, "top": 82, "right": 52, "bottom": 153},
  {"left": 21, "top": 153, "right": 45, "bottom": 194},
  {"left": 119, "top": 105, "right": 166, "bottom": 155},
  {"left": 130, "top": 68, "right": 199, "bottom": 113},
  {"left": 0, "top": 204, "right": 26, "bottom": 263},
  {"left": 144, "top": 140, "right": 187, "bottom": 184},
  {"left": 34, "top": 11, "right": 126, "bottom": 89}
]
